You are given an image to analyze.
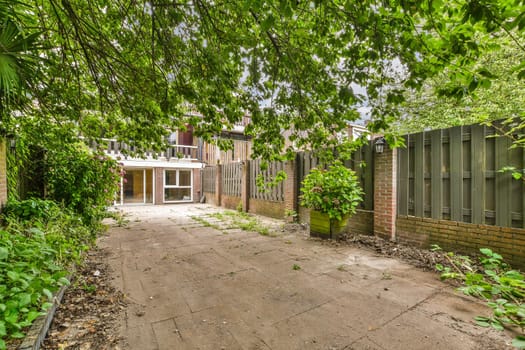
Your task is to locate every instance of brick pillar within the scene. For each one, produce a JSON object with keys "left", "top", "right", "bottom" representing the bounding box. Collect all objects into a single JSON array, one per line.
[
  {"left": 283, "top": 157, "right": 298, "bottom": 222},
  {"left": 215, "top": 164, "right": 222, "bottom": 206},
  {"left": 193, "top": 168, "right": 201, "bottom": 202},
  {"left": 154, "top": 168, "right": 164, "bottom": 204},
  {"left": 0, "top": 140, "right": 7, "bottom": 208},
  {"left": 374, "top": 146, "right": 397, "bottom": 240},
  {"left": 241, "top": 161, "right": 250, "bottom": 212}
]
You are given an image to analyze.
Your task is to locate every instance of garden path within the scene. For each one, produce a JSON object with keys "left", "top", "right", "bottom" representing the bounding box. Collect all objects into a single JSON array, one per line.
[{"left": 100, "top": 204, "right": 511, "bottom": 350}]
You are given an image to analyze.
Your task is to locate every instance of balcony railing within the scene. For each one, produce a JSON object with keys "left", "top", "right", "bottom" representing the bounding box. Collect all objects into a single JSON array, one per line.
[{"left": 88, "top": 138, "right": 199, "bottom": 162}]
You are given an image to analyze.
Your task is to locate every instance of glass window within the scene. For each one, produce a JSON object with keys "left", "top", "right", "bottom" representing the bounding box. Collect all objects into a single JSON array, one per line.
[
  {"left": 164, "top": 169, "right": 192, "bottom": 202},
  {"left": 124, "top": 170, "right": 144, "bottom": 203},
  {"left": 165, "top": 188, "right": 191, "bottom": 201},
  {"left": 165, "top": 170, "right": 177, "bottom": 186},
  {"left": 179, "top": 170, "right": 191, "bottom": 186}
]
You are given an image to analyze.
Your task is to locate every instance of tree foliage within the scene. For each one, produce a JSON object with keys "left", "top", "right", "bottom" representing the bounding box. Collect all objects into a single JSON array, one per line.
[
  {"left": 396, "top": 39, "right": 525, "bottom": 134},
  {"left": 1, "top": 0, "right": 525, "bottom": 160}
]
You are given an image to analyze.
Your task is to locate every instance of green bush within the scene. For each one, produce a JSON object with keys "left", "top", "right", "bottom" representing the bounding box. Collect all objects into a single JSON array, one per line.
[
  {"left": 2, "top": 198, "right": 62, "bottom": 224},
  {"left": 0, "top": 200, "right": 94, "bottom": 349},
  {"left": 300, "top": 160, "right": 363, "bottom": 220},
  {"left": 44, "top": 143, "right": 121, "bottom": 228}
]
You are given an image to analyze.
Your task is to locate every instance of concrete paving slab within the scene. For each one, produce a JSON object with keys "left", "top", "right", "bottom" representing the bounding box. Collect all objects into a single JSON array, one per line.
[
  {"left": 101, "top": 204, "right": 513, "bottom": 350},
  {"left": 366, "top": 309, "right": 478, "bottom": 350}
]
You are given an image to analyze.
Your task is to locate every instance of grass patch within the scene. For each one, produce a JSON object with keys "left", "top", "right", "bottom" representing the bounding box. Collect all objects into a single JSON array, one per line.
[
  {"left": 190, "top": 215, "right": 221, "bottom": 230},
  {"left": 193, "top": 211, "right": 274, "bottom": 237}
]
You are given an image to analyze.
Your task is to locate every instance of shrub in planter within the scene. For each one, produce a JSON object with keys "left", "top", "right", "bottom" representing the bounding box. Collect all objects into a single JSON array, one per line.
[{"left": 300, "top": 160, "right": 363, "bottom": 239}]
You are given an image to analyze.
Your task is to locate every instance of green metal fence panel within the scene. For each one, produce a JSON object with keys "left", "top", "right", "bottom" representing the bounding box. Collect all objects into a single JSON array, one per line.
[
  {"left": 449, "top": 126, "right": 463, "bottom": 222},
  {"left": 471, "top": 125, "right": 485, "bottom": 224},
  {"left": 430, "top": 130, "right": 442, "bottom": 219},
  {"left": 495, "top": 135, "right": 512, "bottom": 227},
  {"left": 398, "top": 136, "right": 409, "bottom": 216},
  {"left": 398, "top": 121, "right": 525, "bottom": 229},
  {"left": 414, "top": 133, "right": 424, "bottom": 218}
]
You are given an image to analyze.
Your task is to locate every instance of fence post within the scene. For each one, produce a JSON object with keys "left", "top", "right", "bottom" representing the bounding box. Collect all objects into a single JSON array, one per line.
[
  {"left": 241, "top": 161, "right": 250, "bottom": 212},
  {"left": 284, "top": 156, "right": 298, "bottom": 222},
  {"left": 373, "top": 145, "right": 397, "bottom": 240},
  {"left": 215, "top": 163, "right": 222, "bottom": 207}
]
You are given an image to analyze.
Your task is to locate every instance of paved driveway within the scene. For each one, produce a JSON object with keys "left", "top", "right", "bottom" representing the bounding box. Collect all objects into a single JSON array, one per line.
[{"left": 100, "top": 204, "right": 510, "bottom": 350}]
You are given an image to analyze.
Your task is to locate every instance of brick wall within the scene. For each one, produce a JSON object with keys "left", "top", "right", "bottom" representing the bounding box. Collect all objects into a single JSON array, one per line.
[
  {"left": 347, "top": 210, "right": 374, "bottom": 236},
  {"left": 203, "top": 191, "right": 217, "bottom": 206},
  {"left": 0, "top": 140, "right": 7, "bottom": 208},
  {"left": 222, "top": 194, "right": 242, "bottom": 210},
  {"left": 397, "top": 215, "right": 525, "bottom": 268},
  {"left": 373, "top": 146, "right": 397, "bottom": 240},
  {"left": 249, "top": 199, "right": 285, "bottom": 219}
]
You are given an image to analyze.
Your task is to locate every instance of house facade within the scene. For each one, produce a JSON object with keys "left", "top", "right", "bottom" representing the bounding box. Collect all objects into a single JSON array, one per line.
[
  {"left": 96, "top": 131, "right": 204, "bottom": 205},
  {"left": 201, "top": 115, "right": 252, "bottom": 165}
]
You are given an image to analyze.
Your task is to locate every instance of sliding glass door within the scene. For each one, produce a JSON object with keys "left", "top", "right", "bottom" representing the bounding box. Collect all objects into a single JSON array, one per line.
[{"left": 119, "top": 169, "right": 154, "bottom": 205}]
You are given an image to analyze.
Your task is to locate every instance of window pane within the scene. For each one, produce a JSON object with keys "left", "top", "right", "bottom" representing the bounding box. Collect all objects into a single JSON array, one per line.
[
  {"left": 164, "top": 188, "right": 191, "bottom": 201},
  {"left": 179, "top": 170, "right": 191, "bottom": 186},
  {"left": 165, "top": 170, "right": 177, "bottom": 186},
  {"left": 124, "top": 170, "right": 144, "bottom": 203}
]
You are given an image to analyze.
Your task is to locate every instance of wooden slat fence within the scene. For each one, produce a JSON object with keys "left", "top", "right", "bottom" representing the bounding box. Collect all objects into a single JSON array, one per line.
[
  {"left": 249, "top": 159, "right": 285, "bottom": 201},
  {"left": 398, "top": 123, "right": 525, "bottom": 228},
  {"left": 296, "top": 143, "right": 374, "bottom": 210},
  {"left": 202, "top": 166, "right": 216, "bottom": 193},
  {"left": 222, "top": 163, "right": 242, "bottom": 197}
]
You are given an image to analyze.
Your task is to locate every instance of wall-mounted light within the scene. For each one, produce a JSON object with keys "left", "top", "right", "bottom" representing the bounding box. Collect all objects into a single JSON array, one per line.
[
  {"left": 6, "top": 134, "right": 16, "bottom": 152},
  {"left": 374, "top": 137, "right": 386, "bottom": 154}
]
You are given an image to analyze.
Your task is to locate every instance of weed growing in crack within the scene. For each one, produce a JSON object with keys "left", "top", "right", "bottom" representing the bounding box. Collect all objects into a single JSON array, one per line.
[
  {"left": 209, "top": 211, "right": 273, "bottom": 237},
  {"left": 432, "top": 245, "right": 525, "bottom": 348},
  {"left": 190, "top": 215, "right": 220, "bottom": 230}
]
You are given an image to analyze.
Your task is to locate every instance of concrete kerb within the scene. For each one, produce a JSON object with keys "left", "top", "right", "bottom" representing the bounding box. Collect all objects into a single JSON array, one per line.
[{"left": 18, "top": 275, "right": 71, "bottom": 350}]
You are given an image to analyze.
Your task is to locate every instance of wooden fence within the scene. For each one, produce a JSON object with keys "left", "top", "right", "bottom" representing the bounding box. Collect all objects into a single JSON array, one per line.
[
  {"left": 249, "top": 159, "right": 285, "bottom": 202},
  {"left": 296, "top": 143, "right": 374, "bottom": 211},
  {"left": 202, "top": 166, "right": 216, "bottom": 193},
  {"left": 398, "top": 124, "right": 525, "bottom": 228},
  {"left": 222, "top": 163, "right": 242, "bottom": 197}
]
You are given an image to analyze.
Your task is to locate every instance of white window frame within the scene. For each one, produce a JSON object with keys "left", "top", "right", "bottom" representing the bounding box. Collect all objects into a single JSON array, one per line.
[{"left": 163, "top": 169, "right": 193, "bottom": 203}]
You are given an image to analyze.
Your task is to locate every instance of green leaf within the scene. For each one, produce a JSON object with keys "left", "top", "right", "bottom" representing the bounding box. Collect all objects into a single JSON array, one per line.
[
  {"left": 25, "top": 310, "right": 41, "bottom": 323},
  {"left": 57, "top": 277, "right": 70, "bottom": 286},
  {"left": 479, "top": 248, "right": 493, "bottom": 256},
  {"left": 41, "top": 302, "right": 53, "bottom": 311},
  {"left": 42, "top": 288, "right": 53, "bottom": 301},
  {"left": 0, "top": 247, "right": 8, "bottom": 260},
  {"left": 474, "top": 316, "right": 491, "bottom": 327},
  {"left": 512, "top": 336, "right": 525, "bottom": 348},
  {"left": 6, "top": 270, "right": 19, "bottom": 281},
  {"left": 17, "top": 293, "right": 31, "bottom": 307}
]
